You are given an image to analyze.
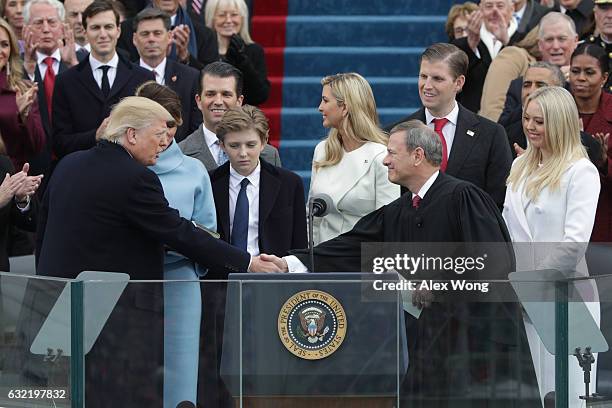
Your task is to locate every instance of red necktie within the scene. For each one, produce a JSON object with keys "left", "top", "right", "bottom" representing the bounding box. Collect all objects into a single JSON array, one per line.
[
  {"left": 412, "top": 195, "right": 421, "bottom": 209},
  {"left": 43, "top": 56, "right": 55, "bottom": 121},
  {"left": 433, "top": 118, "right": 449, "bottom": 172}
]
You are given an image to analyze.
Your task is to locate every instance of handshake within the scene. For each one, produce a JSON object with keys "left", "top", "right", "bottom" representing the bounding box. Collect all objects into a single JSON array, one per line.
[{"left": 247, "top": 254, "right": 290, "bottom": 273}]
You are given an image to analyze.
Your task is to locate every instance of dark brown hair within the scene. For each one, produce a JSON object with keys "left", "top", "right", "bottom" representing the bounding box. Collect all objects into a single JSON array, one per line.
[
  {"left": 135, "top": 81, "right": 183, "bottom": 126},
  {"left": 420, "top": 43, "right": 468, "bottom": 79},
  {"left": 82, "top": 0, "right": 120, "bottom": 29}
]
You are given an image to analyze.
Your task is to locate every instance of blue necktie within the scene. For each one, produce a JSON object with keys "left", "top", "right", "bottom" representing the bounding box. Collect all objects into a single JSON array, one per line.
[
  {"left": 231, "top": 178, "right": 249, "bottom": 250},
  {"left": 216, "top": 141, "right": 228, "bottom": 165}
]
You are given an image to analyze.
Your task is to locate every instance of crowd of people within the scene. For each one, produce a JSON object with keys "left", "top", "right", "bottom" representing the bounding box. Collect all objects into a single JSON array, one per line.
[{"left": 0, "top": 0, "right": 611, "bottom": 407}]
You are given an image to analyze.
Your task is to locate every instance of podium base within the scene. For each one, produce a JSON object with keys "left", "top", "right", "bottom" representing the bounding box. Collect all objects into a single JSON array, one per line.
[{"left": 234, "top": 396, "right": 396, "bottom": 408}]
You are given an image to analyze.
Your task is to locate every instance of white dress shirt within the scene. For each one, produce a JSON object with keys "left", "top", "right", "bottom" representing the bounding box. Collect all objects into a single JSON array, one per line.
[
  {"left": 424, "top": 101, "right": 459, "bottom": 159},
  {"left": 285, "top": 172, "right": 440, "bottom": 273},
  {"left": 140, "top": 58, "right": 167, "bottom": 85},
  {"left": 202, "top": 125, "right": 225, "bottom": 166},
  {"left": 89, "top": 52, "right": 119, "bottom": 90},
  {"left": 29, "top": 49, "right": 61, "bottom": 81},
  {"left": 229, "top": 163, "right": 261, "bottom": 256}
]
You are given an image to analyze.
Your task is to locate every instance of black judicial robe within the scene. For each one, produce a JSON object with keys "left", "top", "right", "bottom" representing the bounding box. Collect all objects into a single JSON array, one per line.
[{"left": 289, "top": 173, "right": 538, "bottom": 406}]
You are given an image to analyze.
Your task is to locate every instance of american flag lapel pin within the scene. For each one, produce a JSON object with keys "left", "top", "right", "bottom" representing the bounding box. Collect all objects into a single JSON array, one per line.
[{"left": 467, "top": 130, "right": 475, "bottom": 137}]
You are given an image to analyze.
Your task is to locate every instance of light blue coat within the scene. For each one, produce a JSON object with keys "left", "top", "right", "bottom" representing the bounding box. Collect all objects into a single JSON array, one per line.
[{"left": 149, "top": 140, "right": 216, "bottom": 408}]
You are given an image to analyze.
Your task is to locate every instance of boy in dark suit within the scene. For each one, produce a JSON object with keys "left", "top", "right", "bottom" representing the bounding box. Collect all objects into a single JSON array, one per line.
[{"left": 210, "top": 105, "right": 307, "bottom": 257}]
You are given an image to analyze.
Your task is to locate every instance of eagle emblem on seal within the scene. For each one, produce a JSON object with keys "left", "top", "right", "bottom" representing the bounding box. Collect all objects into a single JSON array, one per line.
[{"left": 298, "top": 307, "right": 330, "bottom": 343}]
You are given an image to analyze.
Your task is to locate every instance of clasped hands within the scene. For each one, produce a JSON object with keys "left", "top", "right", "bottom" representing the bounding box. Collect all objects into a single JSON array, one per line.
[
  {"left": 0, "top": 163, "right": 43, "bottom": 208},
  {"left": 247, "top": 254, "right": 289, "bottom": 273}
]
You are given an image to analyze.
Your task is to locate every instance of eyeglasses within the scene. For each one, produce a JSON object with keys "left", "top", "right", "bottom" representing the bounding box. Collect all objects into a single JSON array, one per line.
[
  {"left": 454, "top": 26, "right": 469, "bottom": 37},
  {"left": 30, "top": 17, "right": 60, "bottom": 29}
]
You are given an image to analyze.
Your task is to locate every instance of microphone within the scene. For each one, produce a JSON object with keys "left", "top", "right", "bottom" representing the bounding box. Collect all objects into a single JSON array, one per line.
[
  {"left": 307, "top": 194, "right": 334, "bottom": 273},
  {"left": 310, "top": 193, "right": 332, "bottom": 217}
]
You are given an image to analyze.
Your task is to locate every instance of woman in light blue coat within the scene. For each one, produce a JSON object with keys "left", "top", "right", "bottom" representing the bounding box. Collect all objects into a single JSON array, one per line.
[{"left": 138, "top": 82, "right": 216, "bottom": 408}]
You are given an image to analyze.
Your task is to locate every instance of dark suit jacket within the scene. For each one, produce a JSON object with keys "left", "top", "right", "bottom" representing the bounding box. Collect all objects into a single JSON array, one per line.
[
  {"left": 386, "top": 104, "right": 512, "bottom": 207},
  {"left": 118, "top": 16, "right": 218, "bottom": 68},
  {"left": 163, "top": 59, "right": 202, "bottom": 142},
  {"left": 51, "top": 54, "right": 154, "bottom": 158},
  {"left": 517, "top": 0, "right": 550, "bottom": 34},
  {"left": 0, "top": 156, "right": 36, "bottom": 271},
  {"left": 36, "top": 140, "right": 251, "bottom": 279},
  {"left": 553, "top": 0, "right": 594, "bottom": 38},
  {"left": 209, "top": 159, "right": 307, "bottom": 262},
  {"left": 453, "top": 33, "right": 525, "bottom": 113}
]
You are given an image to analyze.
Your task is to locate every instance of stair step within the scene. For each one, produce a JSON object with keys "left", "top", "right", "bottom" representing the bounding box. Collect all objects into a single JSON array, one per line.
[
  {"left": 275, "top": 76, "right": 421, "bottom": 108},
  {"left": 281, "top": 47, "right": 425, "bottom": 77},
  {"left": 255, "top": 15, "right": 447, "bottom": 47},
  {"left": 287, "top": 0, "right": 456, "bottom": 16}
]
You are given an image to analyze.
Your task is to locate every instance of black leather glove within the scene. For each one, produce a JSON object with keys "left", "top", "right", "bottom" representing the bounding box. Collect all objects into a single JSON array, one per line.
[{"left": 225, "top": 34, "right": 247, "bottom": 65}]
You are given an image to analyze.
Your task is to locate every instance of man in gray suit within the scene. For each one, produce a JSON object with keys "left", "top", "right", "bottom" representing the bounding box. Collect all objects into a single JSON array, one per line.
[{"left": 179, "top": 62, "right": 280, "bottom": 170}]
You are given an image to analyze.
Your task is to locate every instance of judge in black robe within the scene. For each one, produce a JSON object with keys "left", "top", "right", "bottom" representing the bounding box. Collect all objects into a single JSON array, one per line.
[{"left": 263, "top": 121, "right": 538, "bottom": 407}]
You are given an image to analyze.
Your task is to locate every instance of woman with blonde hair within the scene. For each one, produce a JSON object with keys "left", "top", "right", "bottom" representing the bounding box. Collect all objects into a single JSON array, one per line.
[
  {"left": 503, "top": 86, "right": 600, "bottom": 408},
  {"left": 309, "top": 72, "right": 399, "bottom": 245},
  {"left": 204, "top": 0, "right": 269, "bottom": 105},
  {"left": 0, "top": 18, "right": 44, "bottom": 171}
]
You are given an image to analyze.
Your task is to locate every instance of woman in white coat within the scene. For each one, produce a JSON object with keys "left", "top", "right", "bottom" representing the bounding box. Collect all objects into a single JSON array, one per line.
[
  {"left": 503, "top": 86, "right": 600, "bottom": 407},
  {"left": 309, "top": 73, "right": 400, "bottom": 245}
]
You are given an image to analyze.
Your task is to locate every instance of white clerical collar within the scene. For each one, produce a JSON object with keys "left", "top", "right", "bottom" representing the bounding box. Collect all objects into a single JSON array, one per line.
[
  {"left": 202, "top": 124, "right": 219, "bottom": 149},
  {"left": 425, "top": 101, "right": 459, "bottom": 126},
  {"left": 89, "top": 52, "right": 119, "bottom": 70},
  {"left": 140, "top": 57, "right": 167, "bottom": 80},
  {"left": 36, "top": 49, "right": 61, "bottom": 65},
  {"left": 230, "top": 161, "right": 261, "bottom": 189},
  {"left": 413, "top": 170, "right": 440, "bottom": 200}
]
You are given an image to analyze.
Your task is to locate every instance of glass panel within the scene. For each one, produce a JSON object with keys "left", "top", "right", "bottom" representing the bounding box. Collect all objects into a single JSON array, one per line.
[{"left": 0, "top": 271, "right": 72, "bottom": 407}]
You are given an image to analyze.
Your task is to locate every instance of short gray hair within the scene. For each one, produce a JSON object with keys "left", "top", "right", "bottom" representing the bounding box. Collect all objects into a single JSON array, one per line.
[
  {"left": 24, "top": 0, "right": 66, "bottom": 24},
  {"left": 527, "top": 61, "right": 566, "bottom": 87},
  {"left": 390, "top": 120, "right": 442, "bottom": 167},
  {"left": 538, "top": 12, "right": 577, "bottom": 39}
]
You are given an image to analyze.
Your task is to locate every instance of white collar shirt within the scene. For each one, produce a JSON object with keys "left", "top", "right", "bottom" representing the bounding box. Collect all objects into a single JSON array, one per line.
[
  {"left": 203, "top": 125, "right": 224, "bottom": 165},
  {"left": 33, "top": 49, "right": 61, "bottom": 81},
  {"left": 229, "top": 162, "right": 261, "bottom": 256},
  {"left": 89, "top": 52, "right": 119, "bottom": 90},
  {"left": 140, "top": 58, "right": 167, "bottom": 85},
  {"left": 412, "top": 171, "right": 440, "bottom": 201},
  {"left": 424, "top": 101, "right": 459, "bottom": 159}
]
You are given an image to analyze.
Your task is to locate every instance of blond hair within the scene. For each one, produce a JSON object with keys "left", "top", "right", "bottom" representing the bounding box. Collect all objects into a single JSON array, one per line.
[
  {"left": 0, "top": 132, "right": 6, "bottom": 155},
  {"left": 216, "top": 105, "right": 269, "bottom": 143},
  {"left": 507, "top": 86, "right": 586, "bottom": 202},
  {"left": 102, "top": 96, "right": 173, "bottom": 143},
  {"left": 204, "top": 0, "right": 253, "bottom": 45},
  {"left": 0, "top": 20, "right": 28, "bottom": 93},
  {"left": 315, "top": 73, "right": 388, "bottom": 169}
]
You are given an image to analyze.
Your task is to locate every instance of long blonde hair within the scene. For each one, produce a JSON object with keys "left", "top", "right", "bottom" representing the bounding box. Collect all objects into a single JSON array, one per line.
[
  {"left": 507, "top": 86, "right": 586, "bottom": 201},
  {"left": 0, "top": 19, "right": 27, "bottom": 93},
  {"left": 204, "top": 0, "right": 253, "bottom": 45},
  {"left": 315, "top": 73, "right": 388, "bottom": 169}
]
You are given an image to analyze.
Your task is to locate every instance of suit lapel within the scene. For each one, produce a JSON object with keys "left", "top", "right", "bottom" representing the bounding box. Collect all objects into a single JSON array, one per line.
[
  {"left": 447, "top": 105, "right": 479, "bottom": 176},
  {"left": 164, "top": 60, "right": 176, "bottom": 89},
  {"left": 258, "top": 163, "right": 280, "bottom": 239},
  {"left": 333, "top": 143, "right": 381, "bottom": 206},
  {"left": 506, "top": 183, "right": 533, "bottom": 241},
  {"left": 213, "top": 165, "right": 232, "bottom": 241},
  {"left": 75, "top": 60, "right": 105, "bottom": 102},
  {"left": 108, "top": 58, "right": 130, "bottom": 99}
]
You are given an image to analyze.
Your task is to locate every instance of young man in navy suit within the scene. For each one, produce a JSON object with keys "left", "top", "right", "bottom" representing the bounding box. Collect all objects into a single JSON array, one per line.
[
  {"left": 131, "top": 7, "right": 201, "bottom": 142},
  {"left": 210, "top": 105, "right": 307, "bottom": 257},
  {"left": 51, "top": 0, "right": 154, "bottom": 158},
  {"left": 386, "top": 43, "right": 512, "bottom": 208}
]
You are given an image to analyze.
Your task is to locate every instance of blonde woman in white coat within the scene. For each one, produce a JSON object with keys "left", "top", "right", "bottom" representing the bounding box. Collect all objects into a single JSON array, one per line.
[
  {"left": 309, "top": 73, "right": 400, "bottom": 245},
  {"left": 503, "top": 86, "right": 600, "bottom": 407}
]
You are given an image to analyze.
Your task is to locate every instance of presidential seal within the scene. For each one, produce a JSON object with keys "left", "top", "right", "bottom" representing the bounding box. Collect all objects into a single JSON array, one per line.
[{"left": 277, "top": 290, "right": 347, "bottom": 360}]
